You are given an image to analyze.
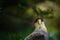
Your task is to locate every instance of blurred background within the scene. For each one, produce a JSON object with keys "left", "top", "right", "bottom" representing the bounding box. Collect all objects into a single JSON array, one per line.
[{"left": 0, "top": 0, "right": 60, "bottom": 40}]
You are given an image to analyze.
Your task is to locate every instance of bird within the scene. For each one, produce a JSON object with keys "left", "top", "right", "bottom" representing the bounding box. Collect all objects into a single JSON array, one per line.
[{"left": 24, "top": 18, "right": 48, "bottom": 40}]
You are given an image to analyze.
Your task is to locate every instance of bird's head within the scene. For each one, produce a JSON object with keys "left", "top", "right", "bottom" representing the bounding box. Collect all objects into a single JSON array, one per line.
[
  {"left": 34, "top": 18, "right": 43, "bottom": 24},
  {"left": 34, "top": 18, "right": 44, "bottom": 29},
  {"left": 34, "top": 18, "right": 47, "bottom": 32}
]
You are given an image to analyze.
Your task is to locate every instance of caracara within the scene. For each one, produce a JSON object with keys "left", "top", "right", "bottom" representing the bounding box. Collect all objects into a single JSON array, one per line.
[{"left": 24, "top": 18, "right": 48, "bottom": 40}]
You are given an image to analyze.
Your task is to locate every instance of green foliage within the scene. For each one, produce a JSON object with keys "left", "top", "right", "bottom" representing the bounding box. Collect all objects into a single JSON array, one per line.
[{"left": 32, "top": 5, "right": 53, "bottom": 18}]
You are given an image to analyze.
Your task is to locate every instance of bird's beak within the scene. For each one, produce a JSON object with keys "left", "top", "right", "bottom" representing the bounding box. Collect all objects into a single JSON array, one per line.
[{"left": 38, "top": 19, "right": 42, "bottom": 24}]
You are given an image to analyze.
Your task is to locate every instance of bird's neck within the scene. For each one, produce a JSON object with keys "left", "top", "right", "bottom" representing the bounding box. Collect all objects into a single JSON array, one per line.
[
  {"left": 35, "top": 22, "right": 47, "bottom": 32},
  {"left": 35, "top": 22, "right": 44, "bottom": 29}
]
